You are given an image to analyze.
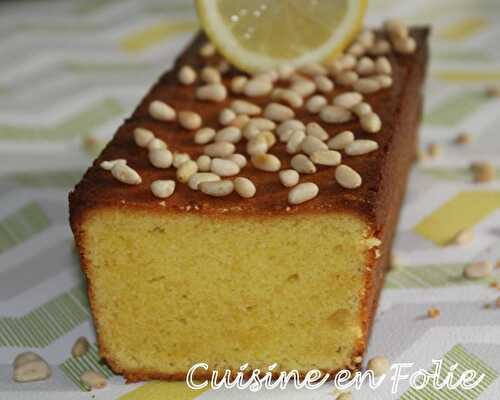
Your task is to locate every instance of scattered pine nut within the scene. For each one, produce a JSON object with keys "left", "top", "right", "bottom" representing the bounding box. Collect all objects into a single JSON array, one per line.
[
  {"left": 80, "top": 370, "right": 107, "bottom": 390},
  {"left": 172, "top": 152, "right": 191, "bottom": 168},
  {"left": 133, "top": 128, "right": 154, "bottom": 147},
  {"left": 243, "top": 118, "right": 276, "bottom": 140},
  {"left": 319, "top": 105, "right": 352, "bottom": 124},
  {"left": 178, "top": 65, "right": 196, "bottom": 85},
  {"left": 196, "top": 155, "right": 212, "bottom": 172},
  {"left": 471, "top": 161, "right": 495, "bottom": 183},
  {"left": 13, "top": 356, "right": 51, "bottom": 383},
  {"left": 149, "top": 149, "right": 173, "bottom": 168},
  {"left": 210, "top": 158, "right": 240, "bottom": 176},
  {"left": 272, "top": 88, "right": 303, "bottom": 108},
  {"left": 345, "top": 139, "right": 379, "bottom": 156},
  {"left": 290, "top": 78, "right": 316, "bottom": 97},
  {"left": 219, "top": 108, "right": 236, "bottom": 125},
  {"left": 247, "top": 135, "right": 269, "bottom": 156},
  {"left": 375, "top": 57, "right": 392, "bottom": 75},
  {"left": 360, "top": 112, "right": 382, "bottom": 133},
  {"left": 347, "top": 42, "right": 365, "bottom": 57},
  {"left": 200, "top": 180, "right": 234, "bottom": 197},
  {"left": 227, "top": 153, "right": 247, "bottom": 168},
  {"left": 351, "top": 102, "right": 372, "bottom": 117},
  {"left": 111, "top": 164, "right": 142, "bottom": 185},
  {"left": 384, "top": 18, "right": 409, "bottom": 39},
  {"left": 335, "top": 71, "right": 359, "bottom": 86},
  {"left": 306, "top": 122, "right": 329, "bottom": 141},
  {"left": 452, "top": 228, "right": 474, "bottom": 246},
  {"left": 299, "top": 62, "right": 327, "bottom": 76},
  {"left": 286, "top": 130, "right": 306, "bottom": 154},
  {"left": 196, "top": 83, "right": 227, "bottom": 102},
  {"left": 258, "top": 130, "right": 277, "bottom": 148},
  {"left": 279, "top": 169, "right": 300, "bottom": 187},
  {"left": 148, "top": 100, "right": 176, "bottom": 121},
  {"left": 263, "top": 103, "right": 295, "bottom": 122},
  {"left": 199, "top": 42, "right": 216, "bottom": 58},
  {"left": 496, "top": 297, "right": 500, "bottom": 308},
  {"left": 291, "top": 154, "right": 317, "bottom": 174},
  {"left": 231, "top": 99, "right": 261, "bottom": 116},
  {"left": 335, "top": 164, "right": 362, "bottom": 189},
  {"left": 204, "top": 141, "right": 235, "bottom": 157},
  {"left": 369, "top": 39, "right": 391, "bottom": 56},
  {"left": 328, "top": 130, "right": 355, "bottom": 150},
  {"left": 277, "top": 119, "right": 305, "bottom": 142},
  {"left": 337, "top": 54, "right": 357, "bottom": 70},
  {"left": 310, "top": 150, "right": 342, "bottom": 166},
  {"left": 251, "top": 153, "right": 281, "bottom": 172},
  {"left": 375, "top": 74, "right": 393, "bottom": 89},
  {"left": 393, "top": 36, "right": 416, "bottom": 54},
  {"left": 194, "top": 127, "right": 216, "bottom": 145},
  {"left": 277, "top": 64, "right": 295, "bottom": 79},
  {"left": 230, "top": 76, "right": 248, "bottom": 94},
  {"left": 333, "top": 92, "right": 363, "bottom": 109},
  {"left": 357, "top": 29, "right": 375, "bottom": 47},
  {"left": 306, "top": 95, "right": 327, "bottom": 114},
  {"left": 427, "top": 307, "right": 441, "bottom": 319},
  {"left": 234, "top": 177, "right": 256, "bottom": 198},
  {"left": 176, "top": 160, "right": 198, "bottom": 183},
  {"left": 217, "top": 59, "right": 230, "bottom": 74},
  {"left": 100, "top": 159, "right": 126, "bottom": 171},
  {"left": 288, "top": 182, "right": 319, "bottom": 205},
  {"left": 178, "top": 111, "right": 202, "bottom": 130},
  {"left": 353, "top": 78, "right": 381, "bottom": 94},
  {"left": 314, "top": 75, "right": 334, "bottom": 93},
  {"left": 464, "top": 261, "right": 493, "bottom": 279},
  {"left": 367, "top": 356, "right": 390, "bottom": 377},
  {"left": 356, "top": 57, "right": 375, "bottom": 75},
  {"left": 215, "top": 126, "right": 242, "bottom": 143},
  {"left": 230, "top": 114, "right": 251, "bottom": 129},
  {"left": 200, "top": 66, "right": 221, "bottom": 83},
  {"left": 187, "top": 172, "right": 220, "bottom": 190},
  {"left": 301, "top": 135, "right": 328, "bottom": 156},
  {"left": 244, "top": 78, "right": 273, "bottom": 97},
  {"left": 147, "top": 138, "right": 167, "bottom": 151},
  {"left": 71, "top": 337, "right": 90, "bottom": 357},
  {"left": 14, "top": 352, "right": 42, "bottom": 368},
  {"left": 455, "top": 132, "right": 472, "bottom": 145}
]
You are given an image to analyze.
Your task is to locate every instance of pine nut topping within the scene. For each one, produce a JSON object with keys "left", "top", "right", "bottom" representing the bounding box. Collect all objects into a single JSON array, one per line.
[
  {"left": 204, "top": 141, "right": 235, "bottom": 157},
  {"left": 100, "top": 159, "right": 126, "bottom": 171},
  {"left": 251, "top": 153, "right": 281, "bottom": 172},
  {"left": 290, "top": 79, "right": 316, "bottom": 97},
  {"left": 173, "top": 152, "right": 191, "bottom": 168},
  {"left": 360, "top": 112, "right": 382, "bottom": 133},
  {"left": 227, "top": 153, "right": 247, "bottom": 168},
  {"left": 80, "top": 370, "right": 107, "bottom": 390},
  {"left": 301, "top": 135, "right": 328, "bottom": 156},
  {"left": 14, "top": 352, "right": 42, "bottom": 368},
  {"left": 234, "top": 177, "right": 256, "bottom": 198},
  {"left": 243, "top": 117, "right": 276, "bottom": 140},
  {"left": 384, "top": 18, "right": 409, "bottom": 39},
  {"left": 333, "top": 92, "right": 363, "bottom": 109},
  {"left": 201, "top": 66, "right": 221, "bottom": 83},
  {"left": 247, "top": 135, "right": 268, "bottom": 155},
  {"left": 133, "top": 128, "right": 154, "bottom": 147},
  {"left": 351, "top": 102, "right": 372, "bottom": 117},
  {"left": 230, "top": 114, "right": 251, "bottom": 128},
  {"left": 277, "top": 119, "right": 305, "bottom": 142},
  {"left": 71, "top": 337, "right": 90, "bottom": 357},
  {"left": 211, "top": 158, "right": 240, "bottom": 176},
  {"left": 196, "top": 154, "right": 212, "bottom": 171},
  {"left": 149, "top": 148, "right": 173, "bottom": 168},
  {"left": 353, "top": 78, "right": 381, "bottom": 94},
  {"left": 288, "top": 182, "right": 319, "bottom": 205},
  {"left": 370, "top": 39, "right": 391, "bottom": 55},
  {"left": 147, "top": 138, "right": 167, "bottom": 151},
  {"left": 219, "top": 108, "right": 236, "bottom": 125},
  {"left": 149, "top": 100, "right": 176, "bottom": 121},
  {"left": 319, "top": 106, "right": 353, "bottom": 124},
  {"left": 338, "top": 54, "right": 357, "bottom": 70},
  {"left": 151, "top": 180, "right": 176, "bottom": 198},
  {"left": 345, "top": 140, "right": 379, "bottom": 155},
  {"left": 291, "top": 154, "right": 316, "bottom": 174},
  {"left": 347, "top": 42, "right": 365, "bottom": 57},
  {"left": 272, "top": 89, "right": 304, "bottom": 108},
  {"left": 328, "top": 130, "right": 355, "bottom": 150},
  {"left": 244, "top": 78, "right": 273, "bottom": 97},
  {"left": 310, "top": 150, "right": 342, "bottom": 166},
  {"left": 178, "top": 65, "right": 196, "bottom": 85},
  {"left": 196, "top": 83, "right": 227, "bottom": 102},
  {"left": 200, "top": 180, "right": 234, "bottom": 197},
  {"left": 230, "top": 76, "right": 248, "bottom": 94},
  {"left": 393, "top": 36, "right": 416, "bottom": 54},
  {"left": 335, "top": 164, "right": 362, "bottom": 189},
  {"left": 299, "top": 62, "right": 327, "bottom": 76},
  {"left": 14, "top": 356, "right": 51, "bottom": 383},
  {"left": 111, "top": 164, "right": 142, "bottom": 185},
  {"left": 356, "top": 57, "right": 375, "bottom": 75},
  {"left": 314, "top": 75, "right": 334, "bottom": 93},
  {"left": 306, "top": 95, "right": 327, "bottom": 114},
  {"left": 231, "top": 99, "right": 261, "bottom": 115},
  {"left": 188, "top": 172, "right": 220, "bottom": 190},
  {"left": 194, "top": 127, "right": 216, "bottom": 144},
  {"left": 199, "top": 42, "right": 216, "bottom": 57},
  {"left": 375, "top": 57, "right": 392, "bottom": 74},
  {"left": 367, "top": 356, "right": 390, "bottom": 377},
  {"left": 286, "top": 130, "right": 306, "bottom": 154},
  {"left": 376, "top": 74, "right": 393, "bottom": 88},
  {"left": 264, "top": 103, "right": 295, "bottom": 122},
  {"left": 335, "top": 71, "right": 359, "bottom": 86},
  {"left": 176, "top": 160, "right": 198, "bottom": 183},
  {"left": 259, "top": 130, "right": 277, "bottom": 148},
  {"left": 215, "top": 126, "right": 242, "bottom": 143},
  {"left": 278, "top": 64, "right": 295, "bottom": 79},
  {"left": 464, "top": 261, "right": 493, "bottom": 279},
  {"left": 357, "top": 30, "right": 375, "bottom": 47},
  {"left": 178, "top": 111, "right": 202, "bottom": 130},
  {"left": 306, "top": 122, "right": 329, "bottom": 141},
  {"left": 279, "top": 169, "right": 300, "bottom": 187},
  {"left": 217, "top": 60, "right": 230, "bottom": 74}
]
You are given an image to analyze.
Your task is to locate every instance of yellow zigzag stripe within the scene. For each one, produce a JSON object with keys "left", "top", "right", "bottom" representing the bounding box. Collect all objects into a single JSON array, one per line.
[
  {"left": 438, "top": 17, "right": 489, "bottom": 41},
  {"left": 119, "top": 381, "right": 207, "bottom": 400}
]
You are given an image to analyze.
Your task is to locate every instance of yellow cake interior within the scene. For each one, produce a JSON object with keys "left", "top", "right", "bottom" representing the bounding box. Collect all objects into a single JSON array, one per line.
[{"left": 81, "top": 208, "right": 375, "bottom": 375}]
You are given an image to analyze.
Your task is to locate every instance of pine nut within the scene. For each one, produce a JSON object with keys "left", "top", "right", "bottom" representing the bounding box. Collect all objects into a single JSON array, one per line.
[
  {"left": 357, "top": 30, "right": 375, "bottom": 47},
  {"left": 149, "top": 100, "right": 176, "bottom": 121},
  {"left": 173, "top": 152, "right": 191, "bottom": 167},
  {"left": 335, "top": 71, "right": 359, "bottom": 86},
  {"left": 147, "top": 138, "right": 167, "bottom": 151},
  {"left": 200, "top": 180, "right": 234, "bottom": 197},
  {"left": 455, "top": 132, "right": 472, "bottom": 145},
  {"left": 244, "top": 78, "right": 273, "bottom": 97},
  {"left": 219, "top": 108, "right": 236, "bottom": 125},
  {"left": 247, "top": 135, "right": 268, "bottom": 156},
  {"left": 264, "top": 103, "right": 295, "bottom": 122},
  {"left": 14, "top": 357, "right": 51, "bottom": 383},
  {"left": 278, "top": 64, "right": 295, "bottom": 79},
  {"left": 230, "top": 114, "right": 250, "bottom": 128},
  {"left": 356, "top": 57, "right": 375, "bottom": 75},
  {"left": 150, "top": 180, "right": 176, "bottom": 199},
  {"left": 333, "top": 92, "right": 363, "bottom": 109},
  {"left": 231, "top": 99, "right": 261, "bottom": 115},
  {"left": 254, "top": 71, "right": 277, "bottom": 83},
  {"left": 258, "top": 130, "right": 277, "bottom": 148},
  {"left": 217, "top": 59, "right": 230, "bottom": 74},
  {"left": 306, "top": 95, "right": 327, "bottom": 114},
  {"left": 279, "top": 169, "right": 300, "bottom": 187},
  {"left": 347, "top": 42, "right": 365, "bottom": 57},
  {"left": 335, "top": 164, "right": 362, "bottom": 189},
  {"left": 310, "top": 150, "right": 342, "bottom": 166},
  {"left": 301, "top": 135, "right": 328, "bottom": 155},
  {"left": 299, "top": 62, "right": 327, "bottom": 76},
  {"left": 176, "top": 160, "right": 198, "bottom": 183},
  {"left": 328, "top": 130, "right": 355, "bottom": 150},
  {"left": 215, "top": 126, "right": 242, "bottom": 143},
  {"left": 286, "top": 130, "right": 306, "bottom": 154},
  {"left": 338, "top": 54, "right": 357, "bottom": 70},
  {"left": 290, "top": 79, "right": 316, "bottom": 97},
  {"left": 360, "top": 112, "right": 382, "bottom": 133},
  {"left": 194, "top": 127, "right": 216, "bottom": 144},
  {"left": 111, "top": 164, "right": 141, "bottom": 185},
  {"left": 320, "top": 106, "right": 352, "bottom": 124},
  {"left": 227, "top": 153, "right": 247, "bottom": 168},
  {"left": 211, "top": 158, "right": 240, "bottom": 176},
  {"left": 272, "top": 88, "right": 303, "bottom": 108},
  {"left": 133, "top": 128, "right": 154, "bottom": 147},
  {"left": 199, "top": 42, "right": 216, "bottom": 57},
  {"left": 452, "top": 228, "right": 474, "bottom": 245},
  {"left": 201, "top": 66, "right": 221, "bottom": 83},
  {"left": 306, "top": 122, "right": 328, "bottom": 141},
  {"left": 345, "top": 140, "right": 379, "bottom": 155},
  {"left": 351, "top": 102, "right": 372, "bottom": 117},
  {"left": 277, "top": 119, "right": 305, "bottom": 142},
  {"left": 149, "top": 149, "right": 173, "bottom": 168},
  {"left": 100, "top": 159, "right": 126, "bottom": 171},
  {"left": 375, "top": 75, "right": 393, "bottom": 88},
  {"left": 353, "top": 78, "right": 381, "bottom": 94},
  {"left": 464, "top": 261, "right": 493, "bottom": 279},
  {"left": 367, "top": 356, "right": 390, "bottom": 377},
  {"left": 393, "top": 36, "right": 416, "bottom": 54},
  {"left": 369, "top": 39, "right": 391, "bottom": 55},
  {"left": 375, "top": 57, "right": 392, "bottom": 74},
  {"left": 178, "top": 111, "right": 202, "bottom": 130},
  {"left": 243, "top": 117, "right": 276, "bottom": 140},
  {"left": 288, "top": 182, "right": 319, "bottom": 205},
  {"left": 328, "top": 59, "right": 344, "bottom": 76},
  {"left": 196, "top": 154, "right": 212, "bottom": 171},
  {"left": 251, "top": 153, "right": 281, "bottom": 172},
  {"left": 234, "top": 177, "right": 256, "bottom": 198},
  {"left": 178, "top": 65, "right": 196, "bottom": 85},
  {"left": 14, "top": 352, "right": 42, "bottom": 368},
  {"left": 188, "top": 172, "right": 220, "bottom": 190},
  {"left": 204, "top": 141, "right": 235, "bottom": 157},
  {"left": 291, "top": 154, "right": 316, "bottom": 174},
  {"left": 80, "top": 370, "right": 107, "bottom": 390},
  {"left": 230, "top": 76, "right": 248, "bottom": 94},
  {"left": 427, "top": 307, "right": 441, "bottom": 319},
  {"left": 196, "top": 83, "right": 227, "bottom": 102},
  {"left": 384, "top": 18, "right": 409, "bottom": 39},
  {"left": 314, "top": 75, "right": 334, "bottom": 93}
]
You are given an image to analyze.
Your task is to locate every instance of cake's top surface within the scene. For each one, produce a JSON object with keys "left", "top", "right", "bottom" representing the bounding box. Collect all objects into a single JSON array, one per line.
[{"left": 70, "top": 27, "right": 429, "bottom": 223}]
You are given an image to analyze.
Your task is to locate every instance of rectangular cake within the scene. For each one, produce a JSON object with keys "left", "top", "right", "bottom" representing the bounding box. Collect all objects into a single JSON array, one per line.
[{"left": 69, "top": 27, "right": 429, "bottom": 381}]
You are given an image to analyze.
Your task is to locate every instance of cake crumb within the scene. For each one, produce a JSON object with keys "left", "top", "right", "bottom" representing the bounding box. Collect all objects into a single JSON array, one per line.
[
  {"left": 451, "top": 228, "right": 474, "bottom": 246},
  {"left": 490, "top": 282, "right": 500, "bottom": 290},
  {"left": 427, "top": 142, "right": 441, "bottom": 158},
  {"left": 485, "top": 85, "right": 500, "bottom": 97},
  {"left": 470, "top": 161, "right": 496, "bottom": 183},
  {"left": 367, "top": 356, "right": 390, "bottom": 377},
  {"left": 454, "top": 132, "right": 472, "bottom": 145},
  {"left": 427, "top": 307, "right": 440, "bottom": 319},
  {"left": 496, "top": 297, "right": 500, "bottom": 308}
]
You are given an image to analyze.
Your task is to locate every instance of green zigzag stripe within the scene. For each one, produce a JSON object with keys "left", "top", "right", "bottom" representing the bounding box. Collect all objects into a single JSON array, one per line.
[
  {"left": 59, "top": 343, "right": 114, "bottom": 391},
  {"left": 0, "top": 98, "right": 122, "bottom": 141},
  {"left": 401, "top": 344, "right": 498, "bottom": 400},
  {"left": 385, "top": 263, "right": 495, "bottom": 289},
  {"left": 0, "top": 202, "right": 50, "bottom": 254},
  {"left": 3, "top": 169, "right": 84, "bottom": 189},
  {"left": 0, "top": 286, "right": 89, "bottom": 348}
]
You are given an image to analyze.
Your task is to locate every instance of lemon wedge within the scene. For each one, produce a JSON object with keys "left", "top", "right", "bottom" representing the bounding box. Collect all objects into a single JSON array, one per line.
[{"left": 196, "top": 0, "right": 367, "bottom": 73}]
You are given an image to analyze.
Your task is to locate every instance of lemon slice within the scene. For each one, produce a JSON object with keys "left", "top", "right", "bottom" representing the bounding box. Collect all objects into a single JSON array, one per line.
[{"left": 196, "top": 0, "right": 367, "bottom": 73}]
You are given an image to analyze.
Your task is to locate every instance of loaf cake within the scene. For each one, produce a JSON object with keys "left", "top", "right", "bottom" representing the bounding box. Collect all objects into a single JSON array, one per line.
[{"left": 69, "top": 26, "right": 429, "bottom": 382}]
